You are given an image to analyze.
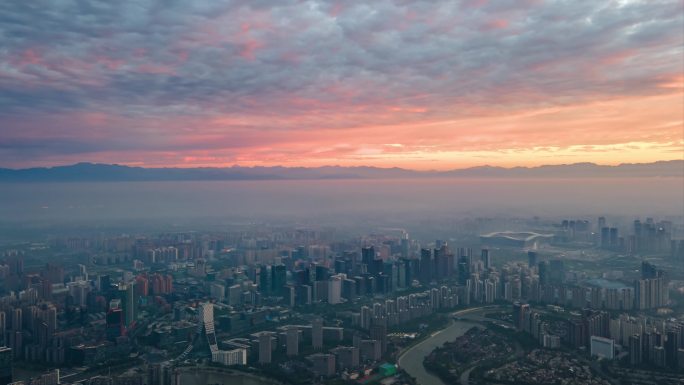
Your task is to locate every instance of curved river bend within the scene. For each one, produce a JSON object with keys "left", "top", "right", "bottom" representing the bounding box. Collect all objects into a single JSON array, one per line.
[{"left": 397, "top": 307, "right": 495, "bottom": 385}]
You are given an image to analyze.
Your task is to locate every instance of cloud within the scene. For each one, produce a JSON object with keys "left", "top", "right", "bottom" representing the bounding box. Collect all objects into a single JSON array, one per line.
[{"left": 0, "top": 0, "right": 682, "bottom": 168}]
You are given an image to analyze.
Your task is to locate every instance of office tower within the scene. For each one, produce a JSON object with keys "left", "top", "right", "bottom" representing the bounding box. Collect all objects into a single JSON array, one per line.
[
  {"left": 434, "top": 246, "right": 451, "bottom": 280},
  {"left": 286, "top": 327, "right": 299, "bottom": 356},
  {"left": 598, "top": 216, "right": 606, "bottom": 233},
  {"left": 482, "top": 249, "right": 491, "bottom": 270},
  {"left": 312, "top": 318, "right": 323, "bottom": 350},
  {"left": 420, "top": 248, "right": 433, "bottom": 283},
  {"left": 0, "top": 347, "right": 12, "bottom": 385},
  {"left": 601, "top": 227, "right": 610, "bottom": 248},
  {"left": 210, "top": 283, "right": 225, "bottom": 301},
  {"left": 271, "top": 264, "right": 287, "bottom": 295},
  {"left": 119, "top": 282, "right": 136, "bottom": 327},
  {"left": 328, "top": 275, "right": 342, "bottom": 304},
  {"left": 334, "top": 259, "right": 346, "bottom": 275},
  {"left": 258, "top": 332, "right": 272, "bottom": 364},
  {"left": 641, "top": 261, "right": 660, "bottom": 279},
  {"left": 609, "top": 228, "right": 618, "bottom": 248},
  {"left": 259, "top": 265, "right": 271, "bottom": 294},
  {"left": 106, "top": 307, "right": 123, "bottom": 341},
  {"left": 537, "top": 261, "right": 548, "bottom": 285},
  {"left": 400, "top": 235, "right": 409, "bottom": 259},
  {"left": 457, "top": 255, "right": 470, "bottom": 285},
  {"left": 512, "top": 302, "right": 529, "bottom": 330},
  {"left": 549, "top": 260, "right": 565, "bottom": 284},
  {"left": 361, "top": 246, "right": 375, "bottom": 268},
  {"left": 527, "top": 251, "right": 537, "bottom": 268},
  {"left": 314, "top": 264, "right": 330, "bottom": 282},
  {"left": 77, "top": 264, "right": 88, "bottom": 280},
  {"left": 228, "top": 284, "right": 242, "bottom": 306},
  {"left": 633, "top": 219, "right": 644, "bottom": 251}
]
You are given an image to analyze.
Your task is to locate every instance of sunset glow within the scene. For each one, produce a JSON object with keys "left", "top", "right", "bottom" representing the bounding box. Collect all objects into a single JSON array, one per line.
[{"left": 0, "top": 0, "right": 682, "bottom": 169}]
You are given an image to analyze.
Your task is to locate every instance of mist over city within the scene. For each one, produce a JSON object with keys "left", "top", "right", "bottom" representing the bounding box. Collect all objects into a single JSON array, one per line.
[{"left": 0, "top": 1, "right": 683, "bottom": 385}]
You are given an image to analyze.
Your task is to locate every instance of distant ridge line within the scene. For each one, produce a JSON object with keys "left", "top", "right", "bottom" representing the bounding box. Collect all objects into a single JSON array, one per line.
[{"left": 0, "top": 160, "right": 681, "bottom": 182}]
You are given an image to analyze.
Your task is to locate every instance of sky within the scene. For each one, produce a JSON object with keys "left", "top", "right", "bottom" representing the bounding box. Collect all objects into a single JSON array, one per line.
[{"left": 0, "top": 0, "right": 682, "bottom": 170}]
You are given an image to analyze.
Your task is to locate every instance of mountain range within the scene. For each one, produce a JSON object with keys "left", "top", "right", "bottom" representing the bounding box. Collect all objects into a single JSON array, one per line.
[{"left": 0, "top": 160, "right": 681, "bottom": 182}]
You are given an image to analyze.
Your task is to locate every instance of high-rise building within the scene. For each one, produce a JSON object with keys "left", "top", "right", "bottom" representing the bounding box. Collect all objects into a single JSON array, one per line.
[
  {"left": 512, "top": 302, "right": 529, "bottom": 330},
  {"left": 420, "top": 248, "right": 433, "bottom": 283},
  {"left": 527, "top": 251, "right": 537, "bottom": 268},
  {"left": 212, "top": 348, "right": 247, "bottom": 366},
  {"left": 641, "top": 261, "right": 660, "bottom": 279},
  {"left": 629, "top": 334, "right": 642, "bottom": 366},
  {"left": 210, "top": 283, "right": 225, "bottom": 301},
  {"left": 361, "top": 246, "right": 375, "bottom": 267},
  {"left": 0, "top": 347, "right": 12, "bottom": 385},
  {"left": 312, "top": 318, "right": 323, "bottom": 350},
  {"left": 370, "top": 324, "right": 387, "bottom": 354},
  {"left": 457, "top": 255, "right": 470, "bottom": 285},
  {"left": 258, "top": 332, "right": 272, "bottom": 364},
  {"left": 271, "top": 264, "right": 287, "bottom": 295},
  {"left": 331, "top": 346, "right": 359, "bottom": 370},
  {"left": 328, "top": 275, "right": 342, "bottom": 304},
  {"left": 598, "top": 217, "right": 606, "bottom": 233},
  {"left": 590, "top": 336, "right": 615, "bottom": 360},
  {"left": 0, "top": 311, "right": 5, "bottom": 347},
  {"left": 309, "top": 353, "right": 336, "bottom": 377},
  {"left": 601, "top": 227, "right": 610, "bottom": 248},
  {"left": 259, "top": 265, "right": 271, "bottom": 294},
  {"left": 549, "top": 260, "right": 565, "bottom": 284},
  {"left": 118, "top": 282, "right": 136, "bottom": 327},
  {"left": 538, "top": 261, "right": 548, "bottom": 286},
  {"left": 482, "top": 249, "right": 491, "bottom": 270},
  {"left": 635, "top": 276, "right": 668, "bottom": 309},
  {"left": 360, "top": 306, "right": 372, "bottom": 330},
  {"left": 286, "top": 327, "right": 299, "bottom": 356}
]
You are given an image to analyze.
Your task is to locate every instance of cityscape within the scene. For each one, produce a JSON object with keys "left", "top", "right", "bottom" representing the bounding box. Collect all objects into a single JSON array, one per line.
[
  {"left": 0, "top": 214, "right": 684, "bottom": 385},
  {"left": 1, "top": 1, "right": 683, "bottom": 385}
]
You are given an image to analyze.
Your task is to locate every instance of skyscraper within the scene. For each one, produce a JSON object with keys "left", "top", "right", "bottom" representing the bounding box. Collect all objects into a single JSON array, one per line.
[
  {"left": 286, "top": 327, "right": 299, "bottom": 356},
  {"left": 457, "top": 254, "right": 470, "bottom": 285},
  {"left": 481, "top": 249, "right": 491, "bottom": 270},
  {"left": 119, "top": 282, "right": 136, "bottom": 327},
  {"left": 527, "top": 251, "right": 537, "bottom": 268},
  {"left": 258, "top": 332, "right": 272, "bottom": 364},
  {"left": 0, "top": 311, "right": 5, "bottom": 347},
  {"left": 361, "top": 246, "right": 375, "bottom": 265},
  {"left": 549, "top": 260, "right": 565, "bottom": 284},
  {"left": 420, "top": 248, "right": 433, "bottom": 283},
  {"left": 629, "top": 334, "right": 642, "bottom": 366},
  {"left": 0, "top": 347, "right": 12, "bottom": 385},
  {"left": 271, "top": 264, "right": 287, "bottom": 295},
  {"left": 312, "top": 318, "right": 323, "bottom": 350}
]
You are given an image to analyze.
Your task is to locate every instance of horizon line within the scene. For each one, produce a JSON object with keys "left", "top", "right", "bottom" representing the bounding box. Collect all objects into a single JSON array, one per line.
[{"left": 1, "top": 159, "right": 682, "bottom": 172}]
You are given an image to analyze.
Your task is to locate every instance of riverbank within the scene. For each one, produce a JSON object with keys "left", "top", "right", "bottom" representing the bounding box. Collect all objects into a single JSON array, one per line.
[{"left": 397, "top": 306, "right": 503, "bottom": 385}]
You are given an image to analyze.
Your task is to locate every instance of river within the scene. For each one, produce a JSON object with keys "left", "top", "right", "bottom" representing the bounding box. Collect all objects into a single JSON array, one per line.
[{"left": 397, "top": 307, "right": 495, "bottom": 385}]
